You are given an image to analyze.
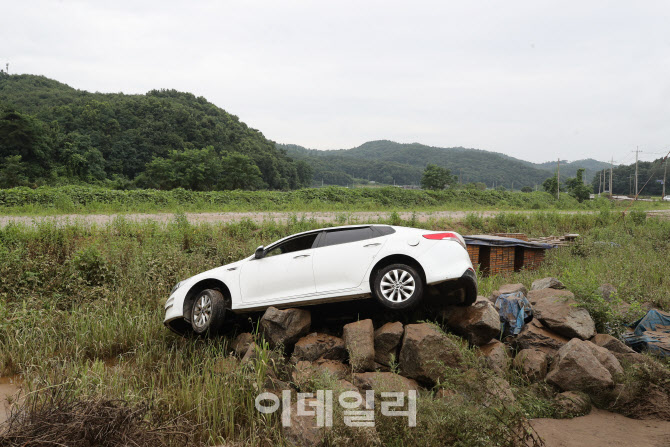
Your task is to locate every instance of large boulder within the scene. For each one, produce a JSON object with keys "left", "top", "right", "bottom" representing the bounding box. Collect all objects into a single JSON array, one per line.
[
  {"left": 292, "top": 359, "right": 349, "bottom": 383},
  {"left": 441, "top": 297, "right": 501, "bottom": 346},
  {"left": 546, "top": 339, "right": 615, "bottom": 393},
  {"left": 261, "top": 307, "right": 311, "bottom": 348},
  {"left": 282, "top": 398, "right": 325, "bottom": 447},
  {"left": 513, "top": 349, "right": 549, "bottom": 382},
  {"left": 399, "top": 323, "right": 463, "bottom": 384},
  {"left": 292, "top": 333, "right": 347, "bottom": 363},
  {"left": 585, "top": 341, "right": 624, "bottom": 377},
  {"left": 554, "top": 391, "right": 592, "bottom": 417},
  {"left": 527, "top": 288, "right": 575, "bottom": 305},
  {"left": 531, "top": 277, "right": 565, "bottom": 291},
  {"left": 314, "top": 359, "right": 349, "bottom": 380},
  {"left": 590, "top": 334, "right": 635, "bottom": 355},
  {"left": 374, "top": 322, "right": 403, "bottom": 366},
  {"left": 478, "top": 340, "right": 510, "bottom": 375},
  {"left": 352, "top": 372, "right": 420, "bottom": 393},
  {"left": 531, "top": 291, "right": 596, "bottom": 340},
  {"left": 490, "top": 283, "right": 527, "bottom": 302},
  {"left": 342, "top": 319, "right": 375, "bottom": 372},
  {"left": 513, "top": 319, "right": 569, "bottom": 355}
]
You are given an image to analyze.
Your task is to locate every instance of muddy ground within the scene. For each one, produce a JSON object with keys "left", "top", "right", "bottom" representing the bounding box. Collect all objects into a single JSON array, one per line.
[{"left": 531, "top": 409, "right": 670, "bottom": 446}]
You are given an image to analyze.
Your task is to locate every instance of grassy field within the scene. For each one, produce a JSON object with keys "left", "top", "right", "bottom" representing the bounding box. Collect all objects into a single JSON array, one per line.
[
  {"left": 1, "top": 185, "right": 669, "bottom": 215},
  {"left": 0, "top": 210, "right": 668, "bottom": 445}
]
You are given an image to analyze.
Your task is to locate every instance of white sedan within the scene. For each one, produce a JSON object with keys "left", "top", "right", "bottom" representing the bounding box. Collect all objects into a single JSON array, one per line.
[{"left": 164, "top": 225, "right": 477, "bottom": 335}]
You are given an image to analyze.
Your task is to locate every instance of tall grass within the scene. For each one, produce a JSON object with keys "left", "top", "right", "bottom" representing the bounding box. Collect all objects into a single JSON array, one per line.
[{"left": 0, "top": 211, "right": 668, "bottom": 444}]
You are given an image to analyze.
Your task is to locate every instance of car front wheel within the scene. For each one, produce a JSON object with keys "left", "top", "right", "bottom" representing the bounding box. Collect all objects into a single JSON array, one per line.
[
  {"left": 373, "top": 264, "right": 424, "bottom": 310},
  {"left": 190, "top": 289, "right": 227, "bottom": 335}
]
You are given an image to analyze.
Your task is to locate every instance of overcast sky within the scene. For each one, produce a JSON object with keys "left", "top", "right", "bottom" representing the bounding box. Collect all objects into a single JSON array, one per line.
[{"left": 3, "top": 1, "right": 670, "bottom": 164}]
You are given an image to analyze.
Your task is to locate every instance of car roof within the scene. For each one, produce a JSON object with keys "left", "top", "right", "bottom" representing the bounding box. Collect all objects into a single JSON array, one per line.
[{"left": 263, "top": 224, "right": 397, "bottom": 249}]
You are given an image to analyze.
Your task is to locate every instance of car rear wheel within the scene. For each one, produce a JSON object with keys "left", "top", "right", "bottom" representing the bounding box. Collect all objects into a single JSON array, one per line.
[
  {"left": 373, "top": 264, "right": 424, "bottom": 310},
  {"left": 190, "top": 289, "right": 227, "bottom": 335}
]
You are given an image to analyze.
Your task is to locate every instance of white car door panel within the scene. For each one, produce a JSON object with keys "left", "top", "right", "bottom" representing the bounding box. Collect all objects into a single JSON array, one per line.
[
  {"left": 313, "top": 228, "right": 387, "bottom": 293},
  {"left": 239, "top": 232, "right": 319, "bottom": 303},
  {"left": 239, "top": 250, "right": 315, "bottom": 302}
]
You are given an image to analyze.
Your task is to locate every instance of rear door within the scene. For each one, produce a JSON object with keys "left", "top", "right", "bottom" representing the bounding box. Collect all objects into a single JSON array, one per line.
[
  {"left": 312, "top": 226, "right": 387, "bottom": 293},
  {"left": 239, "top": 232, "right": 319, "bottom": 303}
]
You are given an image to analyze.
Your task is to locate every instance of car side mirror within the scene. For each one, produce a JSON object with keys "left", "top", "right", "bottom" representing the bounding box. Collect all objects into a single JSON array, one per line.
[{"left": 254, "top": 246, "right": 265, "bottom": 259}]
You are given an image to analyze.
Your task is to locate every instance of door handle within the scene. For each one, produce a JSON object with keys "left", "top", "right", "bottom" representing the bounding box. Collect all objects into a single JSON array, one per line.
[
  {"left": 364, "top": 243, "right": 381, "bottom": 247},
  {"left": 293, "top": 254, "right": 311, "bottom": 259}
]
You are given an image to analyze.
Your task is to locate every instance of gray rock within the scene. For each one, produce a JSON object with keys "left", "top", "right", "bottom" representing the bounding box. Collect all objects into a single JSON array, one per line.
[
  {"left": 261, "top": 306, "right": 311, "bottom": 348},
  {"left": 399, "top": 323, "right": 463, "bottom": 384},
  {"left": 546, "top": 339, "right": 614, "bottom": 393},
  {"left": 531, "top": 277, "right": 565, "bottom": 291},
  {"left": 292, "top": 333, "right": 347, "bottom": 363},
  {"left": 532, "top": 291, "right": 596, "bottom": 340},
  {"left": 585, "top": 341, "right": 623, "bottom": 377},
  {"left": 441, "top": 296, "right": 501, "bottom": 346},
  {"left": 554, "top": 391, "right": 592, "bottom": 417},
  {"left": 478, "top": 340, "right": 510, "bottom": 375},
  {"left": 342, "top": 319, "right": 376, "bottom": 372},
  {"left": 513, "top": 319, "right": 569, "bottom": 355},
  {"left": 352, "top": 372, "right": 420, "bottom": 393},
  {"left": 514, "top": 349, "right": 549, "bottom": 382},
  {"left": 374, "top": 321, "right": 403, "bottom": 366},
  {"left": 590, "top": 333, "right": 635, "bottom": 354},
  {"left": 527, "top": 288, "right": 575, "bottom": 305},
  {"left": 490, "top": 283, "right": 528, "bottom": 302}
]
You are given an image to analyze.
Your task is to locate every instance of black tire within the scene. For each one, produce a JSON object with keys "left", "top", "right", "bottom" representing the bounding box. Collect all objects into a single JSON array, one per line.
[
  {"left": 190, "top": 289, "right": 227, "bottom": 335},
  {"left": 373, "top": 264, "right": 424, "bottom": 310}
]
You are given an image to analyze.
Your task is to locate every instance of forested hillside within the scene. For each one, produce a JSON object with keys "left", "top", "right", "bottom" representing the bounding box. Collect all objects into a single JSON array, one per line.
[
  {"left": 0, "top": 73, "right": 311, "bottom": 190},
  {"left": 282, "top": 141, "right": 609, "bottom": 189}
]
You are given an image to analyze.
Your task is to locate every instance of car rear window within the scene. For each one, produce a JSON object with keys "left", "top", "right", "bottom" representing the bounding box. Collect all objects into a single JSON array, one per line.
[
  {"left": 373, "top": 225, "right": 396, "bottom": 236},
  {"left": 322, "top": 227, "right": 375, "bottom": 247}
]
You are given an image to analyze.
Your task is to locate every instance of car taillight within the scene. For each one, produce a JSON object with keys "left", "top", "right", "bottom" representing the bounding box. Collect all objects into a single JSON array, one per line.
[{"left": 423, "top": 232, "right": 466, "bottom": 249}]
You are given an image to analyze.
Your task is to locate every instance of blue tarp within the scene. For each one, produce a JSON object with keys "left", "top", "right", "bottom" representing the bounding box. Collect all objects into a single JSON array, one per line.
[
  {"left": 494, "top": 292, "right": 534, "bottom": 336},
  {"left": 622, "top": 309, "right": 670, "bottom": 358}
]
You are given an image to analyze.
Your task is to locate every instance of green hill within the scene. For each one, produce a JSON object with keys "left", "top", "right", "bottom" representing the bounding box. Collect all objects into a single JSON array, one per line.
[
  {"left": 281, "top": 140, "right": 609, "bottom": 189},
  {"left": 0, "top": 73, "right": 311, "bottom": 189}
]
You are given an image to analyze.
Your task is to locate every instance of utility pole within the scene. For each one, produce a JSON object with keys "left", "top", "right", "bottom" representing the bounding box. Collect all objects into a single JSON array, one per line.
[
  {"left": 633, "top": 147, "right": 642, "bottom": 195},
  {"left": 610, "top": 157, "right": 614, "bottom": 196},
  {"left": 598, "top": 171, "right": 603, "bottom": 196},
  {"left": 663, "top": 157, "right": 668, "bottom": 198},
  {"left": 557, "top": 158, "right": 560, "bottom": 200},
  {"left": 629, "top": 174, "right": 632, "bottom": 196}
]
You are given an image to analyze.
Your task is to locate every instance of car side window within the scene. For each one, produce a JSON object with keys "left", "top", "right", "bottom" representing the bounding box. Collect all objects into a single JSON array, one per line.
[
  {"left": 321, "top": 227, "right": 375, "bottom": 247},
  {"left": 264, "top": 233, "right": 319, "bottom": 257}
]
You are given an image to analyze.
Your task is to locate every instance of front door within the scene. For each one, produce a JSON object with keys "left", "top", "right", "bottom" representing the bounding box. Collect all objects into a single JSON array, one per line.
[{"left": 239, "top": 232, "right": 319, "bottom": 303}]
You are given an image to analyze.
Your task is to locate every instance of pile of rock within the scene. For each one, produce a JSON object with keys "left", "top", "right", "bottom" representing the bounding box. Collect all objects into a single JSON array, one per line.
[{"left": 225, "top": 277, "right": 666, "bottom": 446}]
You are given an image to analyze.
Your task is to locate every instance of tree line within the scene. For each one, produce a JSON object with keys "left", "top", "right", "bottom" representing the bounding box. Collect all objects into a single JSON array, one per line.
[{"left": 0, "top": 73, "right": 312, "bottom": 190}]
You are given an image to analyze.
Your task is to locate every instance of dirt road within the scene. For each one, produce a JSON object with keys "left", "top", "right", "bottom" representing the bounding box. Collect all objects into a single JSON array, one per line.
[
  {"left": 1, "top": 209, "right": 668, "bottom": 228},
  {"left": 531, "top": 409, "right": 670, "bottom": 447},
  {"left": 0, "top": 210, "right": 498, "bottom": 227}
]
